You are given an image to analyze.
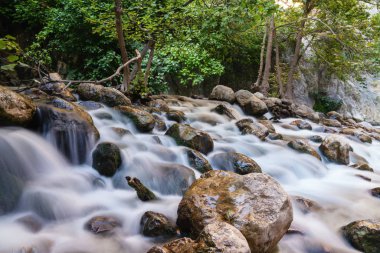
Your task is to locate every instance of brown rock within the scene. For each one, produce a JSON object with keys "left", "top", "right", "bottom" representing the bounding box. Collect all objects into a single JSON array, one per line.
[
  {"left": 209, "top": 85, "right": 235, "bottom": 103},
  {"left": 319, "top": 135, "right": 351, "bottom": 165},
  {"left": 211, "top": 152, "right": 262, "bottom": 174},
  {"left": 288, "top": 139, "right": 321, "bottom": 160},
  {"left": 77, "top": 83, "right": 131, "bottom": 107},
  {"left": 140, "top": 211, "right": 177, "bottom": 237},
  {"left": 115, "top": 105, "right": 156, "bottom": 132}
]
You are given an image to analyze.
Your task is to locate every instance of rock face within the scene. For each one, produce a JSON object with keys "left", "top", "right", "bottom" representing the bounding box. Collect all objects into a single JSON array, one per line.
[
  {"left": 209, "top": 85, "right": 235, "bottom": 103},
  {"left": 77, "top": 83, "right": 131, "bottom": 107},
  {"left": 166, "top": 124, "right": 214, "bottom": 154},
  {"left": 92, "top": 142, "right": 122, "bottom": 177},
  {"left": 140, "top": 211, "right": 177, "bottom": 237},
  {"left": 0, "top": 86, "right": 36, "bottom": 126},
  {"left": 186, "top": 149, "right": 213, "bottom": 173},
  {"left": 177, "top": 170, "right": 293, "bottom": 253},
  {"left": 341, "top": 220, "right": 380, "bottom": 253},
  {"left": 147, "top": 222, "right": 250, "bottom": 253},
  {"left": 211, "top": 152, "right": 262, "bottom": 175},
  {"left": 288, "top": 140, "right": 321, "bottom": 160},
  {"left": 235, "top": 90, "right": 268, "bottom": 117},
  {"left": 319, "top": 135, "right": 351, "bottom": 165},
  {"left": 115, "top": 106, "right": 156, "bottom": 132}
]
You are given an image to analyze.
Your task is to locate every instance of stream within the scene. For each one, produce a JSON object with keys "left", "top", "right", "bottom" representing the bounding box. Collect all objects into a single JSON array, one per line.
[{"left": 0, "top": 96, "right": 379, "bottom": 253}]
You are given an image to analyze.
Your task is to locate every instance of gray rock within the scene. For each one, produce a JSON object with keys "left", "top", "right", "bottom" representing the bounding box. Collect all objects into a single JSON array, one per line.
[
  {"left": 341, "top": 220, "right": 380, "bottom": 253},
  {"left": 115, "top": 105, "right": 156, "bottom": 132},
  {"left": 77, "top": 83, "right": 131, "bottom": 107},
  {"left": 140, "top": 211, "right": 177, "bottom": 237},
  {"left": 319, "top": 135, "right": 351, "bottom": 165},
  {"left": 211, "top": 152, "right": 262, "bottom": 175},
  {"left": 209, "top": 85, "right": 235, "bottom": 103}
]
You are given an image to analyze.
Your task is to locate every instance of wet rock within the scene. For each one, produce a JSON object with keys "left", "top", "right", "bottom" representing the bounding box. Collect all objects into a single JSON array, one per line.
[
  {"left": 165, "top": 123, "right": 214, "bottom": 154},
  {"left": 148, "top": 99, "right": 170, "bottom": 112},
  {"left": 341, "top": 220, "right": 380, "bottom": 253},
  {"left": 350, "top": 163, "right": 374, "bottom": 172},
  {"left": 253, "top": 92, "right": 265, "bottom": 99},
  {"left": 186, "top": 149, "right": 213, "bottom": 173},
  {"left": 236, "top": 118, "right": 269, "bottom": 140},
  {"left": 167, "top": 110, "right": 186, "bottom": 123},
  {"left": 292, "top": 196, "right": 321, "bottom": 214},
  {"left": 268, "top": 133, "right": 283, "bottom": 140},
  {"left": 111, "top": 127, "right": 131, "bottom": 137},
  {"left": 85, "top": 216, "right": 122, "bottom": 235},
  {"left": 340, "top": 128, "right": 356, "bottom": 136},
  {"left": 40, "top": 73, "right": 76, "bottom": 101},
  {"left": 235, "top": 90, "right": 268, "bottom": 117},
  {"left": 153, "top": 115, "right": 167, "bottom": 131},
  {"left": 94, "top": 112, "right": 113, "bottom": 120},
  {"left": 177, "top": 170, "right": 293, "bottom": 253},
  {"left": 78, "top": 101, "right": 103, "bottom": 111},
  {"left": 211, "top": 152, "right": 262, "bottom": 175},
  {"left": 77, "top": 83, "right": 131, "bottom": 107},
  {"left": 0, "top": 171, "right": 24, "bottom": 214},
  {"left": 371, "top": 188, "right": 380, "bottom": 198},
  {"left": 321, "top": 118, "right": 342, "bottom": 128},
  {"left": 319, "top": 135, "right": 351, "bottom": 165},
  {"left": 288, "top": 139, "right": 321, "bottom": 160},
  {"left": 358, "top": 133, "right": 372, "bottom": 144},
  {"left": 126, "top": 176, "right": 157, "bottom": 201},
  {"left": 327, "top": 111, "right": 343, "bottom": 121},
  {"left": 140, "top": 211, "right": 177, "bottom": 237},
  {"left": 258, "top": 120, "right": 276, "bottom": 133},
  {"left": 211, "top": 104, "right": 236, "bottom": 119},
  {"left": 92, "top": 142, "right": 122, "bottom": 177},
  {"left": 0, "top": 86, "right": 36, "bottom": 126},
  {"left": 147, "top": 237, "right": 196, "bottom": 253},
  {"left": 292, "top": 104, "right": 320, "bottom": 123},
  {"left": 356, "top": 174, "right": 372, "bottom": 182},
  {"left": 115, "top": 106, "right": 156, "bottom": 132},
  {"left": 310, "top": 135, "right": 323, "bottom": 143},
  {"left": 209, "top": 85, "right": 235, "bottom": 103},
  {"left": 16, "top": 214, "right": 43, "bottom": 232},
  {"left": 290, "top": 120, "right": 312, "bottom": 130}
]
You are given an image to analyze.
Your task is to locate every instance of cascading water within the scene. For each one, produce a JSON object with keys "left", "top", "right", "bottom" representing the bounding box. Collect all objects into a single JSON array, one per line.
[{"left": 0, "top": 96, "right": 379, "bottom": 253}]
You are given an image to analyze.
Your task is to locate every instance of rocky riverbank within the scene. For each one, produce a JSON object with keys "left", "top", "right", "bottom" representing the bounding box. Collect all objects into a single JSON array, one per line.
[{"left": 0, "top": 80, "right": 380, "bottom": 253}]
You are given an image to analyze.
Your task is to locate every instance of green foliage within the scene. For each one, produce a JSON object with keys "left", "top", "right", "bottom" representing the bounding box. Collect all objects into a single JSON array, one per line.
[
  {"left": 312, "top": 92, "right": 343, "bottom": 113},
  {"left": 0, "top": 35, "right": 22, "bottom": 73}
]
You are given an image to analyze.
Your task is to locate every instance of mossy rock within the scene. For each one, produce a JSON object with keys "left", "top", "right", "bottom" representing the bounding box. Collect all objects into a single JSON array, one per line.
[{"left": 92, "top": 142, "right": 122, "bottom": 177}]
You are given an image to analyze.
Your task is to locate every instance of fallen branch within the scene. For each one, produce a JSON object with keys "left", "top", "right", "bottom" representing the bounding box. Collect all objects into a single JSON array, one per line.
[{"left": 126, "top": 176, "right": 157, "bottom": 201}]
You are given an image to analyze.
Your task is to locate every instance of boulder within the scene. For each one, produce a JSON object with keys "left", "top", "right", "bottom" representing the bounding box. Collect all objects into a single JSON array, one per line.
[
  {"left": 310, "top": 135, "right": 323, "bottom": 143},
  {"left": 165, "top": 124, "right": 214, "bottom": 154},
  {"left": 288, "top": 140, "right": 321, "bottom": 160},
  {"left": 77, "top": 83, "right": 131, "bottom": 107},
  {"left": 258, "top": 120, "right": 276, "bottom": 133},
  {"left": 115, "top": 105, "right": 156, "bottom": 132},
  {"left": 358, "top": 133, "right": 372, "bottom": 144},
  {"left": 186, "top": 149, "right": 213, "bottom": 173},
  {"left": 148, "top": 99, "right": 170, "bottom": 112},
  {"left": 0, "top": 86, "right": 36, "bottom": 126},
  {"left": 40, "top": 73, "right": 76, "bottom": 101},
  {"left": 235, "top": 90, "right": 268, "bottom": 117},
  {"left": 154, "top": 115, "right": 167, "bottom": 131},
  {"left": 319, "top": 135, "right": 351, "bottom": 165},
  {"left": 167, "top": 110, "right": 186, "bottom": 123},
  {"left": 321, "top": 118, "right": 342, "bottom": 128},
  {"left": 211, "top": 152, "right": 262, "bottom": 175},
  {"left": 290, "top": 120, "right": 312, "bottom": 130},
  {"left": 85, "top": 216, "right": 122, "bottom": 235},
  {"left": 236, "top": 119, "right": 269, "bottom": 140},
  {"left": 268, "top": 133, "right": 283, "bottom": 140},
  {"left": 140, "top": 211, "right": 177, "bottom": 237},
  {"left": 211, "top": 104, "right": 236, "bottom": 119},
  {"left": 292, "top": 104, "right": 320, "bottom": 123},
  {"left": 341, "top": 220, "right": 380, "bottom": 253},
  {"left": 209, "top": 85, "right": 235, "bottom": 103},
  {"left": 147, "top": 238, "right": 196, "bottom": 253},
  {"left": 92, "top": 142, "right": 122, "bottom": 177},
  {"left": 177, "top": 170, "right": 293, "bottom": 252}
]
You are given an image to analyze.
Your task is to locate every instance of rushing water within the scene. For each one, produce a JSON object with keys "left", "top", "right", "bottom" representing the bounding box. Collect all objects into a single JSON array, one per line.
[{"left": 0, "top": 96, "right": 379, "bottom": 253}]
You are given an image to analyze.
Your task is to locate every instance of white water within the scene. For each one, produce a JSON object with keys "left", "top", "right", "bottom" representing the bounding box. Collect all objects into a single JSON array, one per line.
[{"left": 0, "top": 97, "right": 379, "bottom": 253}]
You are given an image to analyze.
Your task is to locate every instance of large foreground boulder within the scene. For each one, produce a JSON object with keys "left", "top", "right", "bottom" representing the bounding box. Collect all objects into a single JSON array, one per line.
[
  {"left": 0, "top": 86, "right": 36, "bottom": 126},
  {"left": 148, "top": 222, "right": 250, "bottom": 253},
  {"left": 341, "top": 220, "right": 380, "bottom": 253},
  {"left": 211, "top": 152, "right": 262, "bottom": 174},
  {"left": 177, "top": 170, "right": 293, "bottom": 252},
  {"left": 115, "top": 106, "right": 156, "bottom": 132},
  {"left": 77, "top": 83, "right": 131, "bottom": 107},
  {"left": 235, "top": 90, "right": 268, "bottom": 117},
  {"left": 209, "top": 85, "right": 235, "bottom": 103},
  {"left": 166, "top": 124, "right": 214, "bottom": 154},
  {"left": 319, "top": 135, "right": 351, "bottom": 165},
  {"left": 92, "top": 142, "right": 122, "bottom": 177}
]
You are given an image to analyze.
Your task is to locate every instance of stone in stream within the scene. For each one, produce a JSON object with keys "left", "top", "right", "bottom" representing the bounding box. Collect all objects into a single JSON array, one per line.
[
  {"left": 211, "top": 104, "right": 236, "bottom": 119},
  {"left": 350, "top": 163, "right": 374, "bottom": 172},
  {"left": 85, "top": 216, "right": 122, "bottom": 235},
  {"left": 310, "top": 135, "right": 323, "bottom": 143},
  {"left": 111, "top": 127, "right": 131, "bottom": 137},
  {"left": 40, "top": 73, "right": 77, "bottom": 102},
  {"left": 78, "top": 101, "right": 103, "bottom": 110},
  {"left": 140, "top": 211, "right": 177, "bottom": 237},
  {"left": 319, "top": 135, "right": 351, "bottom": 165},
  {"left": 235, "top": 90, "right": 268, "bottom": 117},
  {"left": 258, "top": 119, "right": 276, "bottom": 133},
  {"left": 167, "top": 110, "right": 186, "bottom": 123},
  {"left": 153, "top": 115, "right": 167, "bottom": 131},
  {"left": 268, "top": 133, "right": 283, "bottom": 140},
  {"left": 292, "top": 196, "right": 322, "bottom": 214},
  {"left": 92, "top": 142, "right": 122, "bottom": 177},
  {"left": 126, "top": 176, "right": 157, "bottom": 201},
  {"left": 115, "top": 105, "right": 156, "bottom": 132},
  {"left": 0, "top": 86, "right": 37, "bottom": 126},
  {"left": 341, "top": 220, "right": 380, "bottom": 253},
  {"left": 211, "top": 152, "right": 262, "bottom": 175},
  {"left": 288, "top": 139, "right": 321, "bottom": 160},
  {"left": 371, "top": 188, "right": 380, "bottom": 198},
  {"left": 147, "top": 222, "right": 250, "bottom": 253},
  {"left": 177, "top": 170, "right": 293, "bottom": 253},
  {"left": 165, "top": 123, "right": 214, "bottom": 154},
  {"left": 148, "top": 99, "right": 170, "bottom": 112},
  {"left": 209, "top": 85, "right": 236, "bottom": 103},
  {"left": 186, "top": 149, "right": 213, "bottom": 173},
  {"left": 77, "top": 82, "right": 132, "bottom": 107},
  {"left": 236, "top": 118, "right": 269, "bottom": 140},
  {"left": 358, "top": 133, "right": 372, "bottom": 144},
  {"left": 290, "top": 119, "right": 312, "bottom": 130},
  {"left": 321, "top": 118, "right": 342, "bottom": 128}
]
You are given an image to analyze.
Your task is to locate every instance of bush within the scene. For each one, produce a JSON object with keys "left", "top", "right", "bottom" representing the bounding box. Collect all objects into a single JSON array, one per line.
[{"left": 312, "top": 92, "right": 343, "bottom": 113}]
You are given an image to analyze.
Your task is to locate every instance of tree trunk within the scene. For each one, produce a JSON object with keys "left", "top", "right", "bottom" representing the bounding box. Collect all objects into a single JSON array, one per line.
[
  {"left": 129, "top": 41, "right": 152, "bottom": 83},
  {"left": 261, "top": 16, "right": 275, "bottom": 96},
  {"left": 274, "top": 25, "right": 284, "bottom": 98},
  {"left": 252, "top": 22, "right": 268, "bottom": 91},
  {"left": 285, "top": 0, "right": 315, "bottom": 100},
  {"left": 114, "top": 0, "right": 130, "bottom": 91},
  {"left": 144, "top": 43, "right": 155, "bottom": 87}
]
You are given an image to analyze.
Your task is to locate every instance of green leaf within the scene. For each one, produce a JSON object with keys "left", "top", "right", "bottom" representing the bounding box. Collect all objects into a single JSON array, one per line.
[
  {"left": 7, "top": 55, "right": 19, "bottom": 63},
  {"left": 1, "top": 64, "right": 17, "bottom": 71}
]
